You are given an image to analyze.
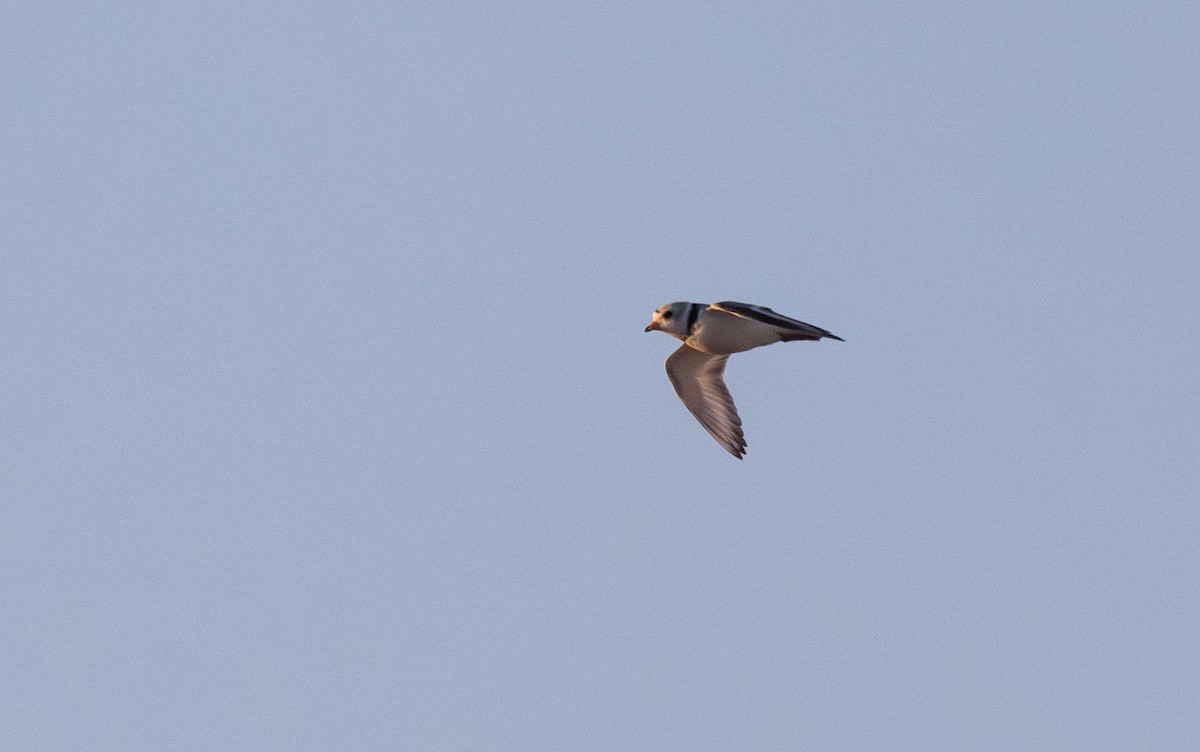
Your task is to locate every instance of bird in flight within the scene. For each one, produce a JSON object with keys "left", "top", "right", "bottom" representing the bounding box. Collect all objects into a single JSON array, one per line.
[{"left": 645, "top": 301, "right": 842, "bottom": 458}]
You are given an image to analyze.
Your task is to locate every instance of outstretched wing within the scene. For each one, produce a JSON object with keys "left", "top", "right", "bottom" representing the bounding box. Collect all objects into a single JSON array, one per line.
[
  {"left": 710, "top": 301, "right": 843, "bottom": 342},
  {"left": 665, "top": 343, "right": 746, "bottom": 458}
]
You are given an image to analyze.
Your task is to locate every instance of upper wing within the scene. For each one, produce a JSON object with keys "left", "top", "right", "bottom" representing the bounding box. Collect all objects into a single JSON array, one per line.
[
  {"left": 710, "top": 301, "right": 843, "bottom": 342},
  {"left": 665, "top": 344, "right": 746, "bottom": 458}
]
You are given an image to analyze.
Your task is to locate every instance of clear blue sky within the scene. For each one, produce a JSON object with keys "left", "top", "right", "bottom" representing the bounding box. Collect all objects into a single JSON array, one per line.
[{"left": 5, "top": 2, "right": 1199, "bottom": 749}]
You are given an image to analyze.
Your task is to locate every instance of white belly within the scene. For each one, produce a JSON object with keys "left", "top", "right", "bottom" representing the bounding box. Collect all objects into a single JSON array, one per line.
[{"left": 686, "top": 309, "right": 781, "bottom": 354}]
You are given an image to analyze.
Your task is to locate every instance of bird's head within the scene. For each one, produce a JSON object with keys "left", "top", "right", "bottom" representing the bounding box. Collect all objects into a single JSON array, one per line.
[{"left": 644, "top": 302, "right": 692, "bottom": 339}]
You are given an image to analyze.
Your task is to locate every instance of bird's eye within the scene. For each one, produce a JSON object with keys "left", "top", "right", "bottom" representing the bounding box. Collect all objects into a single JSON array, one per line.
[{"left": 662, "top": 311, "right": 673, "bottom": 319}]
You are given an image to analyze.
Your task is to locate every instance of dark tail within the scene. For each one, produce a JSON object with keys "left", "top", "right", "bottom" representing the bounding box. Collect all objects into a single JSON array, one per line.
[{"left": 781, "top": 327, "right": 843, "bottom": 343}]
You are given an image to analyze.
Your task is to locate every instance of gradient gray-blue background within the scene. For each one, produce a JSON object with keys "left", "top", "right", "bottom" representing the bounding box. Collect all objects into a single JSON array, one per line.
[{"left": 5, "top": 3, "right": 1199, "bottom": 749}]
